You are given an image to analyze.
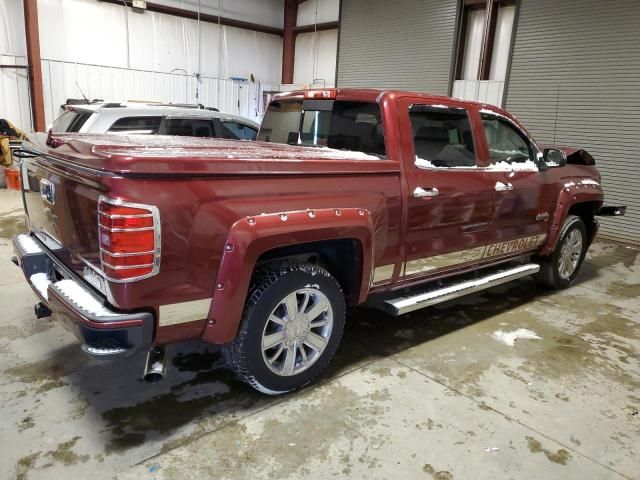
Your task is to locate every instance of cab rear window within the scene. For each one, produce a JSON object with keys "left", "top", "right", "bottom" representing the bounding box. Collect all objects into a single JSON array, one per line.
[{"left": 258, "top": 99, "right": 386, "bottom": 158}]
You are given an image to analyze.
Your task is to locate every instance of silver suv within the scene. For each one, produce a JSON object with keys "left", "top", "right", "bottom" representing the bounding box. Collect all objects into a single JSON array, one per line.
[{"left": 50, "top": 103, "right": 259, "bottom": 140}]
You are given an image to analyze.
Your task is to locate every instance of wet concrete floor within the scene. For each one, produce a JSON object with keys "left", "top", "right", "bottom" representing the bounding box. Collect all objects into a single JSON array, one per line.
[{"left": 0, "top": 189, "right": 638, "bottom": 479}]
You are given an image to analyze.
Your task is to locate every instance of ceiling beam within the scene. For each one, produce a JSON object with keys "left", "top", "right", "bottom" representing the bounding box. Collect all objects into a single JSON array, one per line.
[
  {"left": 99, "top": 0, "right": 284, "bottom": 36},
  {"left": 293, "top": 21, "right": 339, "bottom": 34}
]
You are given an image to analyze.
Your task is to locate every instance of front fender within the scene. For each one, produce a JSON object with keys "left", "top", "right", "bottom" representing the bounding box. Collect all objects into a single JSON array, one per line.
[
  {"left": 539, "top": 180, "right": 603, "bottom": 256},
  {"left": 201, "top": 207, "right": 374, "bottom": 344}
]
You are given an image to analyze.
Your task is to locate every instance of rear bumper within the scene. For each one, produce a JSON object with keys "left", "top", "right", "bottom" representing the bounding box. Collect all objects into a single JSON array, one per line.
[{"left": 12, "top": 233, "right": 153, "bottom": 358}]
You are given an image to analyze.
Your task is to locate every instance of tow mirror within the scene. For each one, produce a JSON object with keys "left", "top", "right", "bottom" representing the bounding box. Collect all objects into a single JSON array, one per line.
[{"left": 543, "top": 148, "right": 567, "bottom": 167}]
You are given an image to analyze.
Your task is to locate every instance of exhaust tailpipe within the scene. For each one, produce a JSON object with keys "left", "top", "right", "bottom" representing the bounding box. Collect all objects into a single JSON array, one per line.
[{"left": 143, "top": 347, "right": 166, "bottom": 383}]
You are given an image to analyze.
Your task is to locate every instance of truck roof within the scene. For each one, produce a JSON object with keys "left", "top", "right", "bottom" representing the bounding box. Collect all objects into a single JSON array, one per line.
[{"left": 277, "top": 88, "right": 493, "bottom": 108}]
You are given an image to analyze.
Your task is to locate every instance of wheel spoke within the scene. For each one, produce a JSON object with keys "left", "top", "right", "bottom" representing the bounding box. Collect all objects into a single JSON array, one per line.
[
  {"left": 309, "top": 318, "right": 329, "bottom": 329},
  {"left": 268, "top": 343, "right": 285, "bottom": 363},
  {"left": 304, "top": 332, "right": 328, "bottom": 352},
  {"left": 298, "top": 344, "right": 308, "bottom": 364},
  {"left": 262, "top": 330, "right": 285, "bottom": 350},
  {"left": 281, "top": 345, "right": 296, "bottom": 375},
  {"left": 306, "top": 300, "right": 328, "bottom": 322},
  {"left": 284, "top": 292, "right": 299, "bottom": 320},
  {"left": 268, "top": 314, "right": 286, "bottom": 326},
  {"left": 299, "top": 292, "right": 311, "bottom": 314}
]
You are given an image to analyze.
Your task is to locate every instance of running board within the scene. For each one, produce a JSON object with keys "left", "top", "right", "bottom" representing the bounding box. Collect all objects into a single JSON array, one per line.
[{"left": 380, "top": 263, "right": 540, "bottom": 316}]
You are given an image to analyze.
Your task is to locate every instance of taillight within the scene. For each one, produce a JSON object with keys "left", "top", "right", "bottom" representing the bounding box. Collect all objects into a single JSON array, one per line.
[{"left": 98, "top": 197, "right": 160, "bottom": 281}]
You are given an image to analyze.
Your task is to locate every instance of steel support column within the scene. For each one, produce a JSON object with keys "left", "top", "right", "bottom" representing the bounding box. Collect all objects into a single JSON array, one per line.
[
  {"left": 282, "top": 0, "right": 298, "bottom": 84},
  {"left": 23, "top": 0, "right": 46, "bottom": 132}
]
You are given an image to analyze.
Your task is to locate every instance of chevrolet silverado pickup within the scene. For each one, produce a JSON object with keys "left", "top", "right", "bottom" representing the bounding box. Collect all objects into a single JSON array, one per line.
[{"left": 11, "top": 88, "right": 625, "bottom": 394}]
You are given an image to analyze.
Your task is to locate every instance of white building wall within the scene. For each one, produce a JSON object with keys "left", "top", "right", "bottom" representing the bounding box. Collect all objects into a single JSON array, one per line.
[
  {"left": 0, "top": 0, "right": 286, "bottom": 131},
  {"left": 293, "top": 30, "right": 338, "bottom": 87},
  {"left": 292, "top": 0, "right": 339, "bottom": 87}
]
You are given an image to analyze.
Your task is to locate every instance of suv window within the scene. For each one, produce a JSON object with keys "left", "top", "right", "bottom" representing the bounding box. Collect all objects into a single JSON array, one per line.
[
  {"left": 51, "top": 110, "right": 93, "bottom": 133},
  {"left": 481, "top": 113, "right": 533, "bottom": 165},
  {"left": 259, "top": 99, "right": 386, "bottom": 158},
  {"left": 410, "top": 106, "right": 476, "bottom": 168},
  {"left": 161, "top": 118, "right": 215, "bottom": 137},
  {"left": 108, "top": 116, "right": 162, "bottom": 134},
  {"left": 220, "top": 121, "right": 257, "bottom": 140}
]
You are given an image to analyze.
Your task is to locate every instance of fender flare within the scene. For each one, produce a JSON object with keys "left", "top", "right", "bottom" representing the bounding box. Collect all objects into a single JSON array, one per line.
[
  {"left": 539, "top": 180, "right": 603, "bottom": 256},
  {"left": 202, "top": 207, "right": 374, "bottom": 344}
]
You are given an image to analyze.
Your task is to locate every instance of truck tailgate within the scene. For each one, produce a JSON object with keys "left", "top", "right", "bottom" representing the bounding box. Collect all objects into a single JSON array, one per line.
[{"left": 21, "top": 153, "right": 105, "bottom": 279}]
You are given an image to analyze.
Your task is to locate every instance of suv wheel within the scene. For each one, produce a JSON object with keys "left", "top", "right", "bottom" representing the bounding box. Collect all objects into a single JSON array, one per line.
[
  {"left": 224, "top": 262, "right": 345, "bottom": 394},
  {"left": 535, "top": 215, "right": 587, "bottom": 289}
]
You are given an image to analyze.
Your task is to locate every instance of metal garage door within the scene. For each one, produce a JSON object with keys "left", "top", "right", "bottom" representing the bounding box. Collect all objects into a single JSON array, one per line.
[
  {"left": 505, "top": 0, "right": 640, "bottom": 243},
  {"left": 337, "top": 0, "right": 458, "bottom": 93}
]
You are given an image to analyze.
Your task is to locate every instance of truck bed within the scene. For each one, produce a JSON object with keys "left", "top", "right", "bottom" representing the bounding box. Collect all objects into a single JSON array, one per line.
[{"left": 26, "top": 133, "right": 400, "bottom": 176}]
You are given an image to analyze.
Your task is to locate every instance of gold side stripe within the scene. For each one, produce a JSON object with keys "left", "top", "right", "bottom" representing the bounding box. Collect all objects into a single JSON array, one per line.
[
  {"left": 372, "top": 264, "right": 395, "bottom": 284},
  {"left": 404, "top": 234, "right": 547, "bottom": 276},
  {"left": 159, "top": 299, "right": 212, "bottom": 327}
]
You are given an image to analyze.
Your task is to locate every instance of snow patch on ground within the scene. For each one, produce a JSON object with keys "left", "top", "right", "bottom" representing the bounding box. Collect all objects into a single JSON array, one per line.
[{"left": 492, "top": 328, "right": 542, "bottom": 346}]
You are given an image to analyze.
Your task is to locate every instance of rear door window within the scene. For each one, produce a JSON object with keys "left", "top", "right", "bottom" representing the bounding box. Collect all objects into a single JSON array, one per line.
[
  {"left": 51, "top": 110, "right": 93, "bottom": 133},
  {"left": 161, "top": 118, "right": 215, "bottom": 137},
  {"left": 107, "top": 116, "right": 162, "bottom": 134},
  {"left": 409, "top": 106, "right": 476, "bottom": 168},
  {"left": 219, "top": 121, "right": 258, "bottom": 140}
]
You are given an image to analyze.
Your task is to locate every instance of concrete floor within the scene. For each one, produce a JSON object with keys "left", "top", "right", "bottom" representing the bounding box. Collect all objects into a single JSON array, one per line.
[{"left": 0, "top": 188, "right": 638, "bottom": 480}]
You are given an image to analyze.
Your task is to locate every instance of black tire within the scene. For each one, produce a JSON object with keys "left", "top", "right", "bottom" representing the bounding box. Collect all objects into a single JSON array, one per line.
[
  {"left": 535, "top": 215, "right": 587, "bottom": 290},
  {"left": 223, "top": 262, "right": 345, "bottom": 395}
]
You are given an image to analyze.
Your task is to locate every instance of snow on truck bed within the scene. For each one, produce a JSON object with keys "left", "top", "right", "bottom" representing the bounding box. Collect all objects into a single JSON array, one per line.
[{"left": 51, "top": 134, "right": 382, "bottom": 161}]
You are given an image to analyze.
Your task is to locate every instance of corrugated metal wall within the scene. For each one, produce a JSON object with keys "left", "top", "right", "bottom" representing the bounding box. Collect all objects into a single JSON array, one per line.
[
  {"left": 505, "top": 0, "right": 640, "bottom": 243},
  {"left": 336, "top": 0, "right": 458, "bottom": 93}
]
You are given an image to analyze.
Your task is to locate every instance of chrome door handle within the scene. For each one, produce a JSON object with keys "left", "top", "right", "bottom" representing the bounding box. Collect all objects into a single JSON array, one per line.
[
  {"left": 494, "top": 181, "right": 514, "bottom": 192},
  {"left": 413, "top": 186, "right": 439, "bottom": 198}
]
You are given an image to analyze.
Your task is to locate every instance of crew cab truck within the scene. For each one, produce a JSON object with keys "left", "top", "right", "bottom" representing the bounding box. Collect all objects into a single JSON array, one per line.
[{"left": 12, "top": 88, "right": 625, "bottom": 394}]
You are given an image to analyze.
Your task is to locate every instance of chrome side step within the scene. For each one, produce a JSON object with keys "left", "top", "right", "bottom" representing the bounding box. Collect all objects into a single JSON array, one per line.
[{"left": 381, "top": 263, "right": 540, "bottom": 316}]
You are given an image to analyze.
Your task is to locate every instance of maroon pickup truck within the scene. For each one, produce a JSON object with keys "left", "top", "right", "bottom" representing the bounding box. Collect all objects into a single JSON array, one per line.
[{"left": 12, "top": 88, "right": 624, "bottom": 394}]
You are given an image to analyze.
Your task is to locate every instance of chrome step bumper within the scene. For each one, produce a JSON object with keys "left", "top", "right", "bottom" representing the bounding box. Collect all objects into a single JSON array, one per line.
[
  {"left": 380, "top": 263, "right": 540, "bottom": 316},
  {"left": 12, "top": 233, "right": 153, "bottom": 358}
]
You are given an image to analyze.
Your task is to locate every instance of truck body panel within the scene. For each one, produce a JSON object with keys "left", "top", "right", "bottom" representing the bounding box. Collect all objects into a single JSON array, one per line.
[{"left": 13, "top": 88, "right": 608, "bottom": 358}]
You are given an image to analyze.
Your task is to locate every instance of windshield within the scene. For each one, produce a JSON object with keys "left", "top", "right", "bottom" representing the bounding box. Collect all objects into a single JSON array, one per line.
[{"left": 258, "top": 99, "right": 386, "bottom": 158}]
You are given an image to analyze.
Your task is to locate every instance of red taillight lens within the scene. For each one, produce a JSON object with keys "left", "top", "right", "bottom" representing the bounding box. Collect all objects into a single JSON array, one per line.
[
  {"left": 103, "top": 265, "right": 155, "bottom": 280},
  {"left": 98, "top": 198, "right": 159, "bottom": 281},
  {"left": 102, "top": 252, "right": 154, "bottom": 267},
  {"left": 99, "top": 203, "right": 149, "bottom": 216},
  {"left": 99, "top": 213, "right": 153, "bottom": 229}
]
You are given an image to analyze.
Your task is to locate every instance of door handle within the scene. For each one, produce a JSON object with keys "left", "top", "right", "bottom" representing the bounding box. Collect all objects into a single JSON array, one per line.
[
  {"left": 494, "top": 181, "right": 513, "bottom": 192},
  {"left": 413, "top": 186, "right": 439, "bottom": 198}
]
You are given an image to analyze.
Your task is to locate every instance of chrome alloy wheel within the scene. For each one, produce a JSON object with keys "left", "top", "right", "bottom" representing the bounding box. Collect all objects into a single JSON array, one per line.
[
  {"left": 261, "top": 288, "right": 333, "bottom": 376},
  {"left": 558, "top": 229, "right": 583, "bottom": 279}
]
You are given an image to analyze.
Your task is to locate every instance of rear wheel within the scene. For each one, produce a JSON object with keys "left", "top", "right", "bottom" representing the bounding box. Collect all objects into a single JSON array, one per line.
[
  {"left": 535, "top": 215, "right": 587, "bottom": 289},
  {"left": 224, "top": 262, "right": 345, "bottom": 394}
]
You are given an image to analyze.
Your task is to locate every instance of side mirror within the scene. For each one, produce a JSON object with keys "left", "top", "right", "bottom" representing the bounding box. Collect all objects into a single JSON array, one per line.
[{"left": 543, "top": 148, "right": 567, "bottom": 167}]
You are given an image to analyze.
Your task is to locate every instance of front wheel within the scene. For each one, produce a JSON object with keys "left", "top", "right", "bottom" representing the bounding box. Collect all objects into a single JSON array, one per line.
[
  {"left": 535, "top": 215, "right": 587, "bottom": 289},
  {"left": 224, "top": 262, "right": 345, "bottom": 395}
]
